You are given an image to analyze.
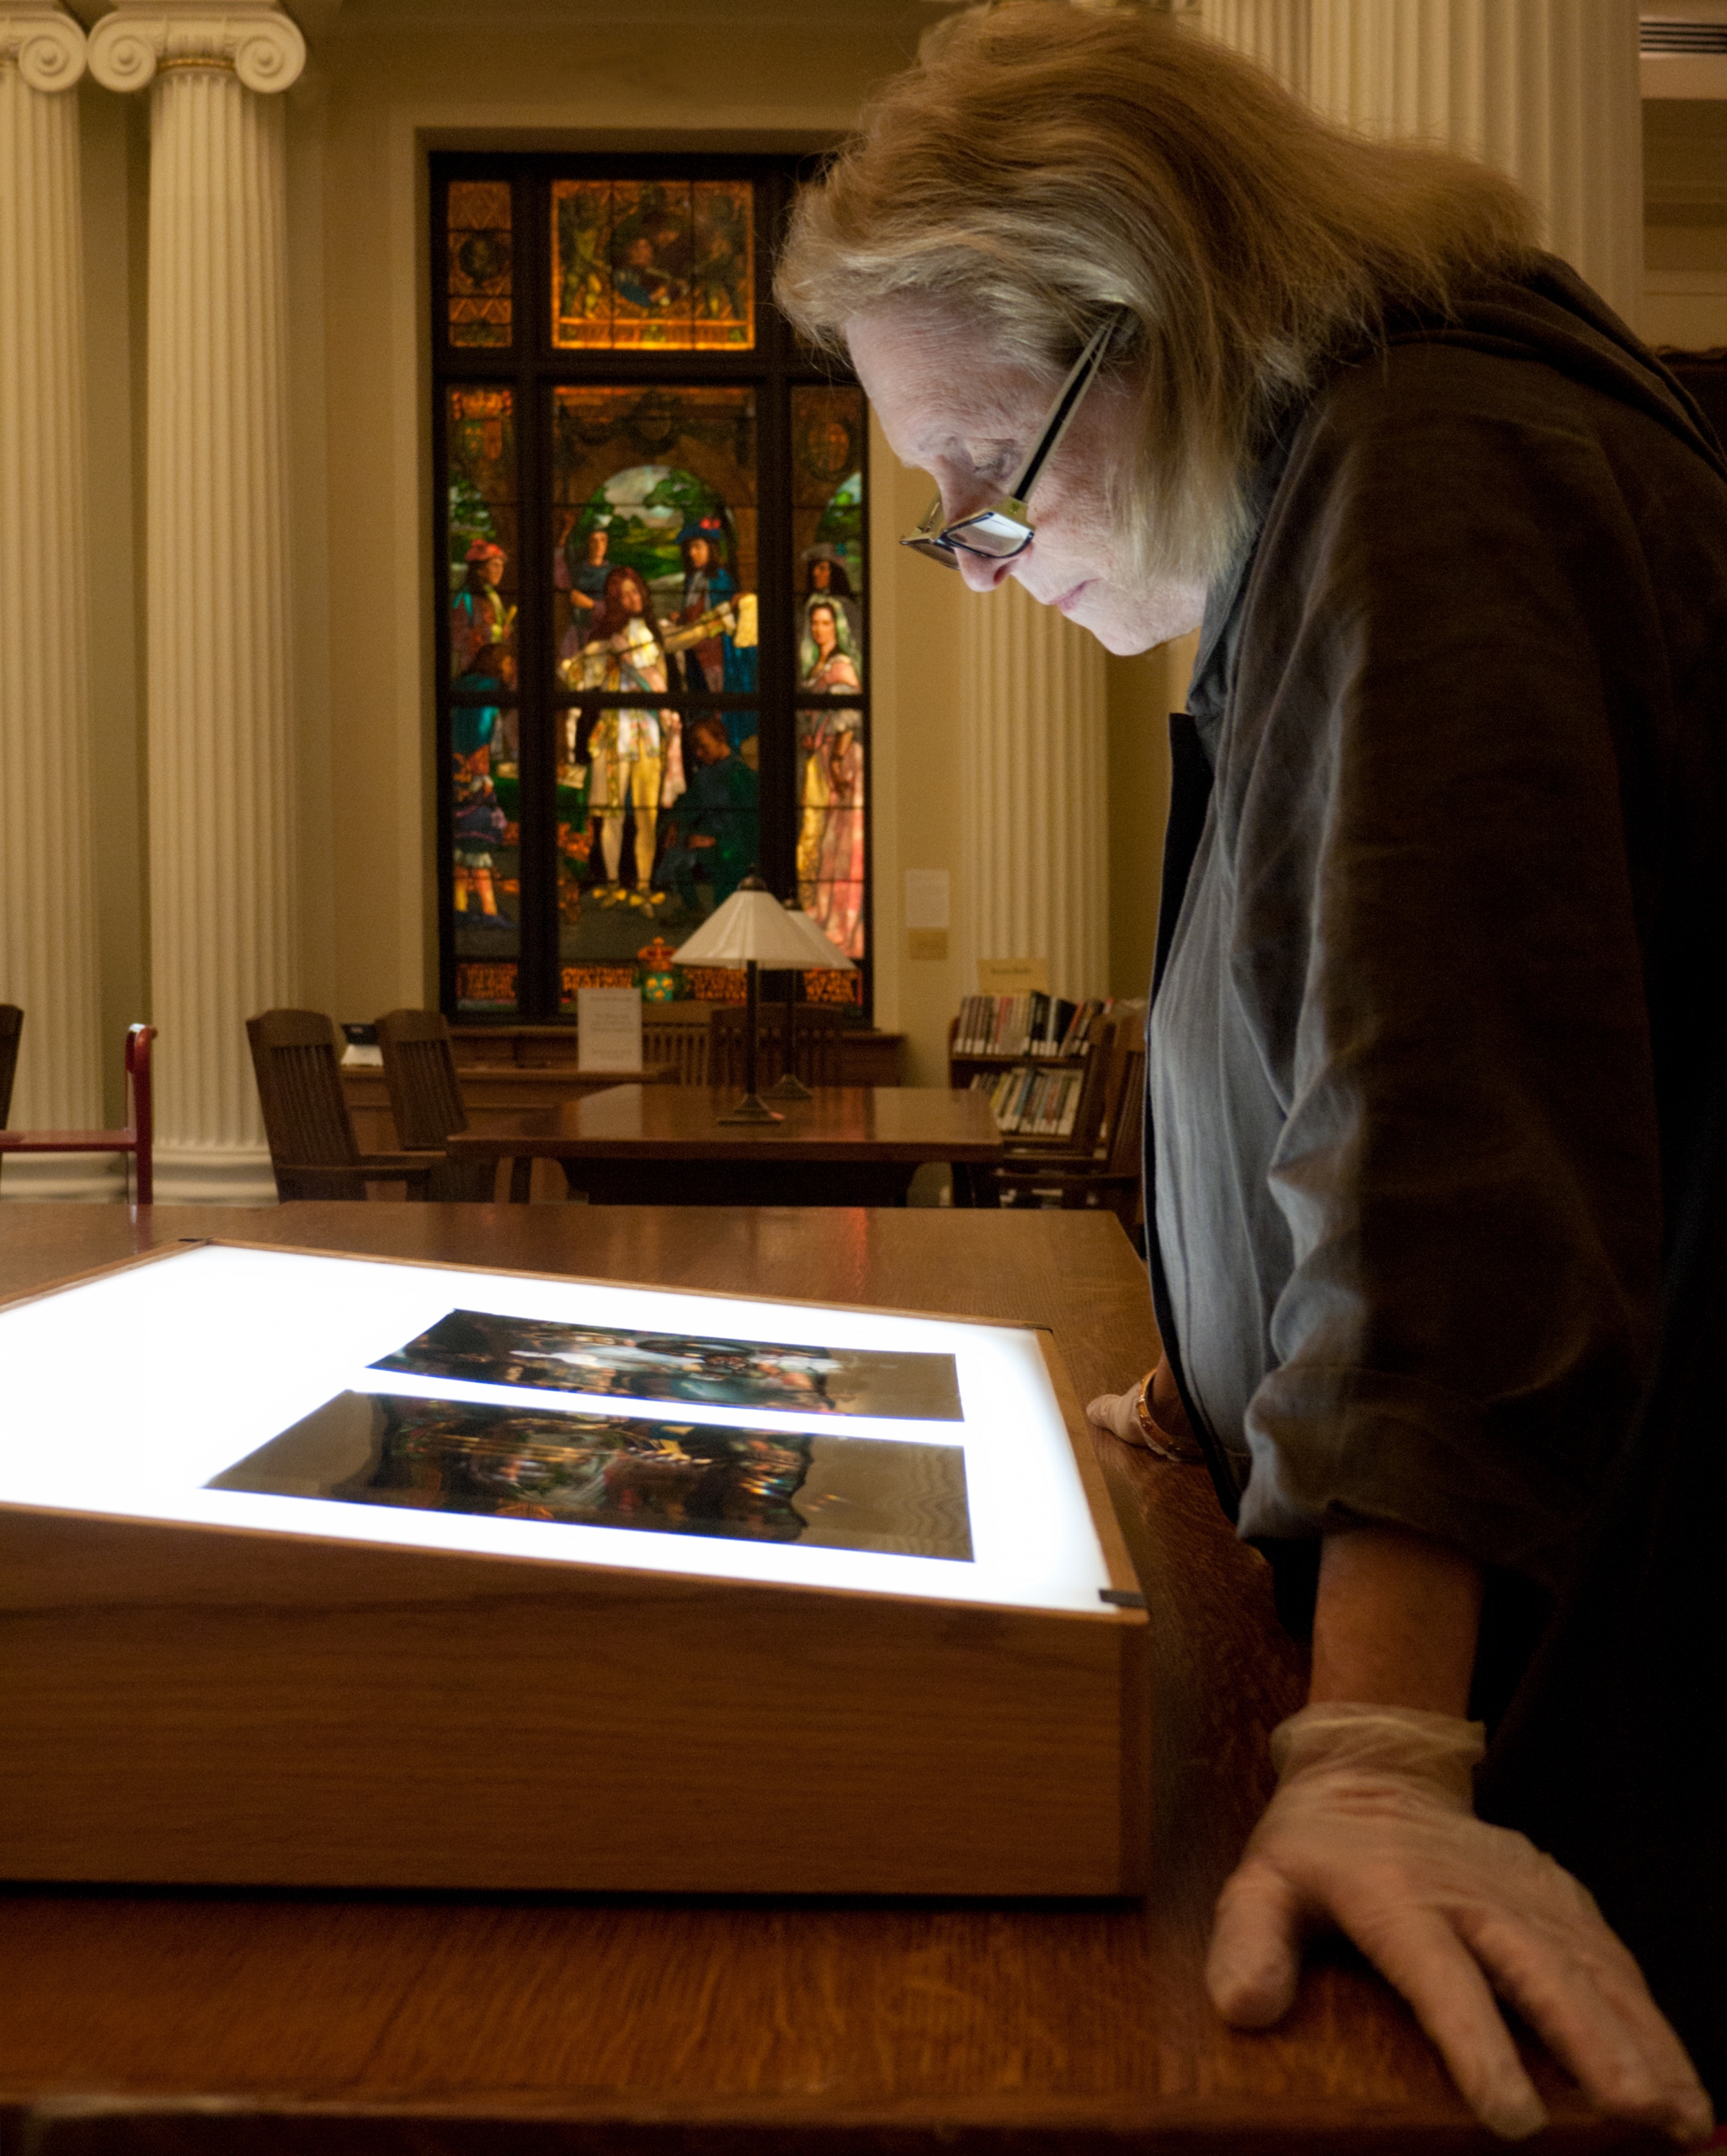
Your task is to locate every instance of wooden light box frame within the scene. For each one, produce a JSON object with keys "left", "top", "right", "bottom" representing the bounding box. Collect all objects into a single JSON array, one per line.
[{"left": 0, "top": 1241, "right": 1149, "bottom": 1899}]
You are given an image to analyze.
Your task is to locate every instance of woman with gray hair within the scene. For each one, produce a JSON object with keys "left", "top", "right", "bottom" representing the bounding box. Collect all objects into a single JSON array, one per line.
[{"left": 779, "top": 3, "right": 1725, "bottom": 2143}]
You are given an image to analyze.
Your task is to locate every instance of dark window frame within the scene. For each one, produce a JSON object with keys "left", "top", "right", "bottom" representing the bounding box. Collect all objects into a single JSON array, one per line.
[{"left": 430, "top": 150, "right": 871, "bottom": 1024}]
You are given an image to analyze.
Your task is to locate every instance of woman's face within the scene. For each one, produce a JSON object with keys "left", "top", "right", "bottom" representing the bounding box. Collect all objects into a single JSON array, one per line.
[
  {"left": 848, "top": 301, "right": 1206, "bottom": 655},
  {"left": 810, "top": 603, "right": 837, "bottom": 654}
]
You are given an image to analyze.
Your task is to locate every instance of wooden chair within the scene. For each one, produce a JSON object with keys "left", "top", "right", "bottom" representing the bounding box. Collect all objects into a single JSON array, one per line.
[
  {"left": 989, "top": 1033, "right": 1148, "bottom": 1234},
  {"left": 0, "top": 1020, "right": 157, "bottom": 1202},
  {"left": 247, "top": 1009, "right": 440, "bottom": 1203},
  {"left": 373, "top": 1008, "right": 495, "bottom": 1201},
  {"left": 710, "top": 1002, "right": 845, "bottom": 1091}
]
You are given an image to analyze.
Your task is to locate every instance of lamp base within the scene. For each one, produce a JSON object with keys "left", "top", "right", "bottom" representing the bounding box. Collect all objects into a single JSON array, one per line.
[
  {"left": 718, "top": 1093, "right": 783, "bottom": 1125},
  {"left": 763, "top": 1072, "right": 813, "bottom": 1102}
]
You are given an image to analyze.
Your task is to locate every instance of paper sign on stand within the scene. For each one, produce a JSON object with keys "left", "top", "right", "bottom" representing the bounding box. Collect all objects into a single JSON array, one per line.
[
  {"left": 578, "top": 987, "right": 643, "bottom": 1074},
  {"left": 977, "top": 957, "right": 1048, "bottom": 996}
]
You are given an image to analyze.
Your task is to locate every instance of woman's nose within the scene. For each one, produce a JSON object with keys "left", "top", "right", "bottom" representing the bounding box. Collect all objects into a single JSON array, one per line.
[{"left": 955, "top": 547, "right": 1014, "bottom": 593}]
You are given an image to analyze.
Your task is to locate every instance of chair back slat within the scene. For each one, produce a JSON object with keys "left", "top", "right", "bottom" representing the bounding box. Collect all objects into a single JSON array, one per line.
[
  {"left": 1063, "top": 1010, "right": 1124, "bottom": 1158},
  {"left": 642, "top": 1019, "right": 710, "bottom": 1085},
  {"left": 0, "top": 1004, "right": 21, "bottom": 1128},
  {"left": 710, "top": 1004, "right": 845, "bottom": 1090},
  {"left": 1103, "top": 1044, "right": 1147, "bottom": 1177},
  {"left": 376, "top": 1008, "right": 467, "bottom": 1148},
  {"left": 793, "top": 1006, "right": 845, "bottom": 1087}
]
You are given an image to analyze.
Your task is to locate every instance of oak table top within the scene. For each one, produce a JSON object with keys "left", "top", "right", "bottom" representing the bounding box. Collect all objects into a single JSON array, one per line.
[
  {"left": 441, "top": 1084, "right": 1005, "bottom": 1162},
  {"left": 0, "top": 1203, "right": 1648, "bottom": 2154}
]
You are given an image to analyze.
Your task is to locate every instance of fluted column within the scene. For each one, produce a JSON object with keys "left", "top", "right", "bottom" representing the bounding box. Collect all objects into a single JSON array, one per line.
[
  {"left": 90, "top": 2, "right": 306, "bottom": 1201},
  {"left": 1310, "top": 2, "right": 1641, "bottom": 327},
  {"left": 1196, "top": 0, "right": 1311, "bottom": 93},
  {"left": 1196, "top": 0, "right": 1642, "bottom": 328},
  {"left": 958, "top": 582, "right": 1108, "bottom": 1001},
  {"left": 0, "top": 7, "right": 110, "bottom": 1198}
]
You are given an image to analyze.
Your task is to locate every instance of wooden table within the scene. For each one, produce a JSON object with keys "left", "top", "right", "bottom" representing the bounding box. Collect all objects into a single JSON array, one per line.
[
  {"left": 0, "top": 1202, "right": 1644, "bottom": 2153},
  {"left": 341, "top": 1064, "right": 674, "bottom": 1190},
  {"left": 444, "top": 1085, "right": 1005, "bottom": 1206}
]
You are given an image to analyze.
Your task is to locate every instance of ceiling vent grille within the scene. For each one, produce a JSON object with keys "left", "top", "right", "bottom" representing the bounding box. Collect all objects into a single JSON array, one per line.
[{"left": 1641, "top": 19, "right": 1727, "bottom": 53}]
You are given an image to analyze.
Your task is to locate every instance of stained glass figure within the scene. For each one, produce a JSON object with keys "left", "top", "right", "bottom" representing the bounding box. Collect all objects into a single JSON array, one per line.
[
  {"left": 447, "top": 383, "right": 520, "bottom": 1012},
  {"left": 447, "top": 179, "right": 513, "bottom": 349},
  {"left": 797, "top": 704, "right": 866, "bottom": 961},
  {"left": 552, "top": 179, "right": 754, "bottom": 350},
  {"left": 446, "top": 385, "right": 517, "bottom": 683},
  {"left": 653, "top": 711, "right": 760, "bottom": 918},
  {"left": 568, "top": 565, "right": 682, "bottom": 908},
  {"left": 792, "top": 386, "right": 866, "bottom": 684},
  {"left": 550, "top": 386, "right": 760, "bottom": 990}
]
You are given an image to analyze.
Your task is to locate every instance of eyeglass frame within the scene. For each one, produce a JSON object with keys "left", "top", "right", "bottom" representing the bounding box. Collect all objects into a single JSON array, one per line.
[{"left": 898, "top": 310, "right": 1127, "bottom": 569}]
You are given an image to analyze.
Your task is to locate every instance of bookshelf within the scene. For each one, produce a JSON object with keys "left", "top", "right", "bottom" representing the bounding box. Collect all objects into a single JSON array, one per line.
[{"left": 947, "top": 995, "right": 1112, "bottom": 1145}]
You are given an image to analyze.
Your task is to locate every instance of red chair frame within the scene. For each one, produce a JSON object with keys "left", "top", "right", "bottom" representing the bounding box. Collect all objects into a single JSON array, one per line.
[{"left": 0, "top": 1023, "right": 156, "bottom": 1203}]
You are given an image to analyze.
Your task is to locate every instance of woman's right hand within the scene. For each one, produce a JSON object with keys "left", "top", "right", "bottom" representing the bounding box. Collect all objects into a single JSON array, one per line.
[{"left": 1209, "top": 1705, "right": 1714, "bottom": 2144}]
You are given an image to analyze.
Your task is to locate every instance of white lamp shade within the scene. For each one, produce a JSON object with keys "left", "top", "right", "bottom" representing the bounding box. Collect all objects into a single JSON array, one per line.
[
  {"left": 673, "top": 887, "right": 836, "bottom": 969},
  {"left": 780, "top": 900, "right": 858, "bottom": 973}
]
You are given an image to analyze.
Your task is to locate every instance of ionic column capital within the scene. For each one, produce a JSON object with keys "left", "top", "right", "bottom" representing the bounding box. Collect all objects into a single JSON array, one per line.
[
  {"left": 0, "top": 5, "right": 87, "bottom": 93},
  {"left": 88, "top": 1, "right": 304, "bottom": 94}
]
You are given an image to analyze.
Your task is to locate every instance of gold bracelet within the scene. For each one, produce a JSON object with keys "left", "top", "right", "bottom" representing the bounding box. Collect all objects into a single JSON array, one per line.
[{"left": 1133, "top": 1368, "right": 1204, "bottom": 1462}]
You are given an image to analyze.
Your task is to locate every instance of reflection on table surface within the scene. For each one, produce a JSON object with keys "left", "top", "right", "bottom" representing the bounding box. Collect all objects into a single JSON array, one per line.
[{"left": 453, "top": 1084, "right": 1004, "bottom": 1151}]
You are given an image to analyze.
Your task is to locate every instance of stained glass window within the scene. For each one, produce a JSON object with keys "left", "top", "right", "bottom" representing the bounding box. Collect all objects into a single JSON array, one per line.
[
  {"left": 446, "top": 180, "right": 513, "bottom": 350},
  {"left": 552, "top": 180, "right": 754, "bottom": 351},
  {"left": 433, "top": 156, "right": 866, "bottom": 1027}
]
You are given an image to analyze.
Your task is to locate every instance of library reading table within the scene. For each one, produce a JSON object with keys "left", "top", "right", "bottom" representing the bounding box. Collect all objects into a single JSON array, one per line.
[
  {"left": 0, "top": 1204, "right": 1656, "bottom": 2155},
  {"left": 441, "top": 1085, "right": 1005, "bottom": 1206}
]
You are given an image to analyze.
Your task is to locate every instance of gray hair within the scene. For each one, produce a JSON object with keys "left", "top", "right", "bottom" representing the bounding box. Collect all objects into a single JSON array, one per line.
[{"left": 776, "top": 0, "right": 1536, "bottom": 583}]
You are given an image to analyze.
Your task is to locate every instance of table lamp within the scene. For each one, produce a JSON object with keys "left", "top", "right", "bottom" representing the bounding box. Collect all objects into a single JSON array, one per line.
[
  {"left": 672, "top": 877, "right": 835, "bottom": 1123},
  {"left": 764, "top": 899, "right": 856, "bottom": 1102}
]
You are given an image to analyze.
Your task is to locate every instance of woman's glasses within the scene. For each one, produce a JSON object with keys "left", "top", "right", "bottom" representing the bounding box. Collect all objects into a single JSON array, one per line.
[{"left": 899, "top": 311, "right": 1125, "bottom": 568}]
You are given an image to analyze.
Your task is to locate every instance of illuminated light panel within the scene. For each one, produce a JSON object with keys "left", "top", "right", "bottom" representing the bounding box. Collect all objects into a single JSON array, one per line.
[{"left": 0, "top": 1244, "right": 1112, "bottom": 1614}]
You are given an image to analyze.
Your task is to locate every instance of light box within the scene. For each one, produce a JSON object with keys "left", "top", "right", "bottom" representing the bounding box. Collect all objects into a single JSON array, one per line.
[{"left": 0, "top": 1241, "right": 1149, "bottom": 1897}]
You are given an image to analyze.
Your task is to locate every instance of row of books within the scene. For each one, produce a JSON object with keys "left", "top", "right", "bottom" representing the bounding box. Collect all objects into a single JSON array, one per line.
[
  {"left": 953, "top": 994, "right": 1112, "bottom": 1059},
  {"left": 973, "top": 1065, "right": 1085, "bottom": 1139}
]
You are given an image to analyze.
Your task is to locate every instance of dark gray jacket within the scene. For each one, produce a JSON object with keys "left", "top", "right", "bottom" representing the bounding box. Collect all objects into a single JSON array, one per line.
[{"left": 1144, "top": 258, "right": 1727, "bottom": 2087}]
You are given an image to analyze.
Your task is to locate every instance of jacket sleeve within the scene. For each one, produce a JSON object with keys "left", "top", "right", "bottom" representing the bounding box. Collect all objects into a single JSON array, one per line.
[{"left": 1224, "top": 354, "right": 1669, "bottom": 1586}]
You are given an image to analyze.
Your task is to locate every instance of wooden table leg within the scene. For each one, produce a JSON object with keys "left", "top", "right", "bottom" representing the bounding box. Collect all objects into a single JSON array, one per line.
[{"left": 507, "top": 1155, "right": 533, "bottom": 1204}]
